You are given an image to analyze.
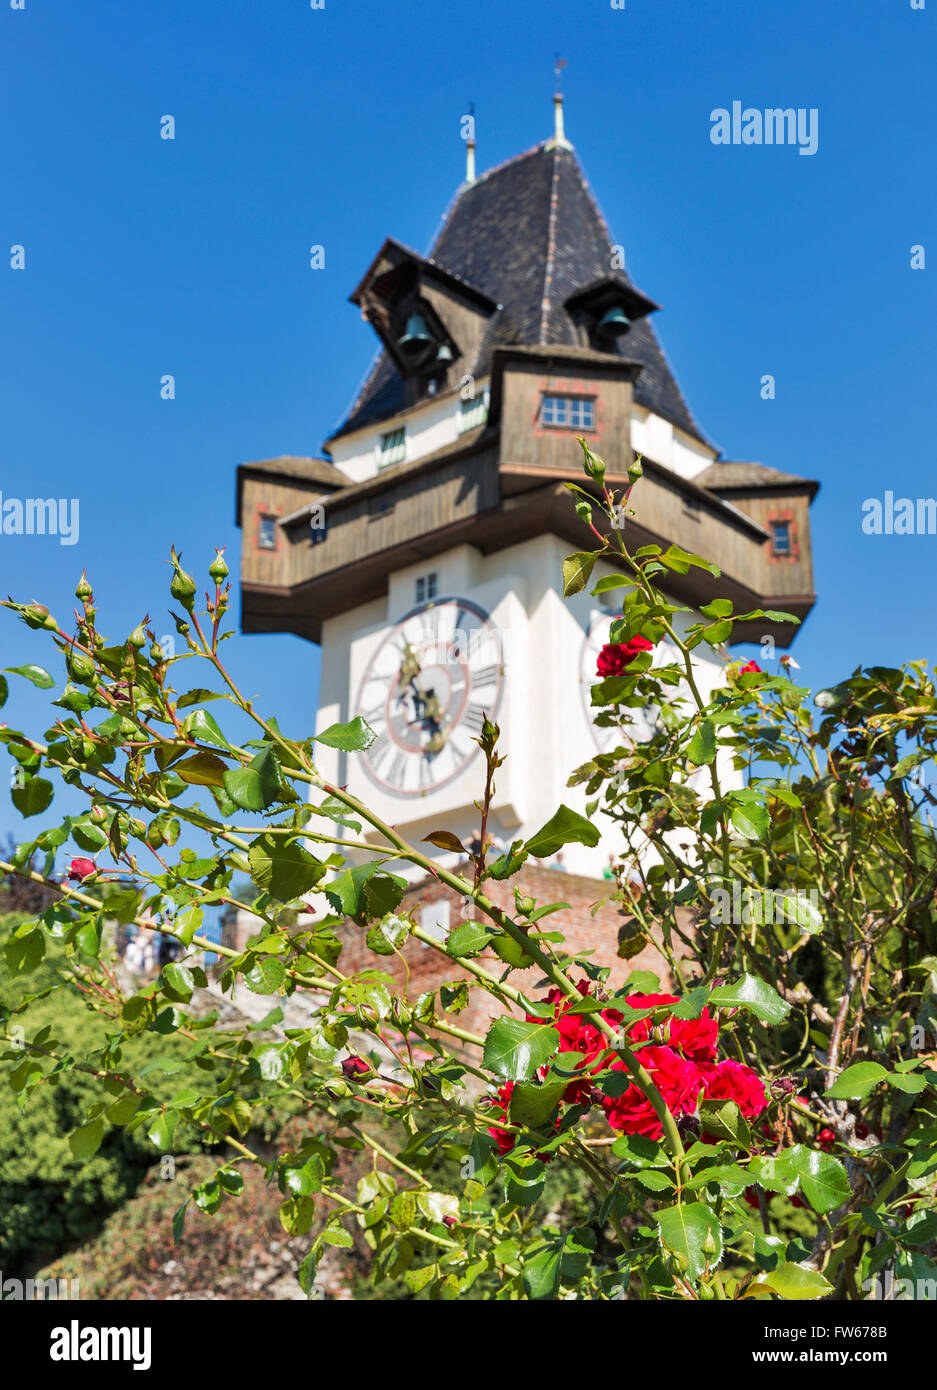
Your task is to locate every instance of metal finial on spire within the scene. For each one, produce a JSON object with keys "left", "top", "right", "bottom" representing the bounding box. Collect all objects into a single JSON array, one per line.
[
  {"left": 551, "top": 56, "right": 571, "bottom": 148},
  {"left": 464, "top": 100, "right": 476, "bottom": 183}
]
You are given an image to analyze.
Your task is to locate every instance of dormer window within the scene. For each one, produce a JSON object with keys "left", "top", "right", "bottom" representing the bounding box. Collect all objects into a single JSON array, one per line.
[
  {"left": 771, "top": 521, "right": 792, "bottom": 556},
  {"left": 379, "top": 428, "right": 406, "bottom": 470},
  {"left": 565, "top": 276, "right": 661, "bottom": 352},
  {"left": 257, "top": 515, "right": 277, "bottom": 550},
  {"left": 541, "top": 394, "right": 595, "bottom": 431}
]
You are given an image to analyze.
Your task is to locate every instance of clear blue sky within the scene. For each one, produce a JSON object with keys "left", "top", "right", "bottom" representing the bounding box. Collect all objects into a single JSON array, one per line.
[{"left": 1, "top": 0, "right": 935, "bottom": 843}]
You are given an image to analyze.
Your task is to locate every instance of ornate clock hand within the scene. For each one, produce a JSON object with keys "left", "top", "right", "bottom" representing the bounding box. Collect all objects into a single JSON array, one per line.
[{"left": 424, "top": 719, "right": 451, "bottom": 754}]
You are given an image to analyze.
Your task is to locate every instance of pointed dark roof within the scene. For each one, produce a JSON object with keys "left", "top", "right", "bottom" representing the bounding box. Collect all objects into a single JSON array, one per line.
[{"left": 331, "top": 142, "right": 711, "bottom": 448}]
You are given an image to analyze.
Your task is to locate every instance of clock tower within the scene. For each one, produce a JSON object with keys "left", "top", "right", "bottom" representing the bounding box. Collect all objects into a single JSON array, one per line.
[{"left": 236, "top": 97, "right": 818, "bottom": 887}]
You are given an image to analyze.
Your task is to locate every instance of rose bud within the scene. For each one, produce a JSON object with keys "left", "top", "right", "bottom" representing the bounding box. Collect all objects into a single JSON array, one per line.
[
  {"left": 128, "top": 622, "right": 147, "bottom": 649},
  {"left": 66, "top": 647, "right": 97, "bottom": 685},
  {"left": 341, "top": 1055, "right": 371, "bottom": 1080},
  {"left": 442, "top": 1215, "right": 458, "bottom": 1228},
  {"left": 67, "top": 857, "right": 97, "bottom": 882},
  {"left": 169, "top": 548, "right": 198, "bottom": 611},
  {"left": 513, "top": 888, "right": 536, "bottom": 918},
  {"left": 75, "top": 572, "right": 93, "bottom": 602},
  {"left": 209, "top": 549, "right": 229, "bottom": 585},
  {"left": 770, "top": 1077, "right": 796, "bottom": 1100}
]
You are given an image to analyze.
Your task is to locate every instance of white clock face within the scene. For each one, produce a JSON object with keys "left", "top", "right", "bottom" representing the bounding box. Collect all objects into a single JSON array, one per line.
[
  {"left": 580, "top": 612, "right": 658, "bottom": 753},
  {"left": 354, "top": 597, "right": 504, "bottom": 796}
]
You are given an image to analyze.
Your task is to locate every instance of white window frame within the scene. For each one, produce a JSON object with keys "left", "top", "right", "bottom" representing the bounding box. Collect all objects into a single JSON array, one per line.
[
  {"left": 378, "top": 427, "right": 407, "bottom": 470},
  {"left": 415, "top": 572, "right": 438, "bottom": 605},
  {"left": 541, "top": 394, "right": 595, "bottom": 431},
  {"left": 257, "top": 515, "right": 277, "bottom": 550}
]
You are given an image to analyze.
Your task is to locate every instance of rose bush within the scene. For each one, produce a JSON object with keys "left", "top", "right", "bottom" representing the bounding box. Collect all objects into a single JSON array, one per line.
[{"left": 0, "top": 442, "right": 935, "bottom": 1301}]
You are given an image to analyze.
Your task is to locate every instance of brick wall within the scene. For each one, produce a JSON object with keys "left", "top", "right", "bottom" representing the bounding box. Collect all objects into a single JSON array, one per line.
[{"left": 335, "top": 863, "right": 679, "bottom": 1042}]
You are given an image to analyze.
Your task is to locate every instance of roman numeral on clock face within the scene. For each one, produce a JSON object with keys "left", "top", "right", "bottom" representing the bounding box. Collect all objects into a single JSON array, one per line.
[
  {"left": 386, "top": 751, "right": 407, "bottom": 788},
  {"left": 368, "top": 731, "right": 389, "bottom": 765},
  {"left": 471, "top": 664, "right": 500, "bottom": 690},
  {"left": 462, "top": 704, "right": 487, "bottom": 736}
]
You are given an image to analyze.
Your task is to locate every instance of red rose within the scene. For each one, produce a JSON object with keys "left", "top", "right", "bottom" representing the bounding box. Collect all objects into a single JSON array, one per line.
[
  {"left": 596, "top": 634, "right": 654, "bottom": 678},
  {"left": 699, "top": 1059, "right": 768, "bottom": 1119},
  {"left": 602, "top": 1046, "right": 701, "bottom": 1139},
  {"left": 341, "top": 1055, "right": 371, "bottom": 1079},
  {"left": 817, "top": 1127, "right": 836, "bottom": 1152},
  {"left": 487, "top": 1080, "right": 517, "bottom": 1155},
  {"left": 739, "top": 660, "right": 762, "bottom": 674},
  {"left": 622, "top": 993, "right": 719, "bottom": 1065},
  {"left": 67, "top": 857, "right": 96, "bottom": 882},
  {"left": 526, "top": 982, "right": 614, "bottom": 1102}
]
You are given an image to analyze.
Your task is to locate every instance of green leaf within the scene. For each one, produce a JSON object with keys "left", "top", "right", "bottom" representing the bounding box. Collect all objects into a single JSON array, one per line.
[
  {"left": 759, "top": 1262, "right": 833, "bottom": 1300},
  {"left": 524, "top": 804, "right": 600, "bottom": 859},
  {"left": 248, "top": 833, "right": 325, "bottom": 902},
  {"left": 708, "top": 973, "right": 791, "bottom": 1026},
  {"left": 729, "top": 800, "right": 770, "bottom": 841},
  {"left": 700, "top": 598, "right": 733, "bottom": 619},
  {"left": 0, "top": 674, "right": 7, "bottom": 708},
  {"left": 886, "top": 1071, "right": 928, "bottom": 1094},
  {"left": 11, "top": 776, "right": 54, "bottom": 818},
  {"left": 656, "top": 1201, "right": 723, "bottom": 1283},
  {"left": 748, "top": 1151, "right": 800, "bottom": 1195},
  {"left": 315, "top": 717, "right": 377, "bottom": 752},
  {"left": 4, "top": 664, "right": 55, "bottom": 689},
  {"left": 176, "top": 688, "right": 226, "bottom": 709},
  {"left": 523, "top": 1242, "right": 562, "bottom": 1300},
  {"left": 446, "top": 921, "right": 491, "bottom": 958},
  {"left": 610, "top": 1134, "right": 669, "bottom": 1169},
  {"left": 508, "top": 1074, "right": 569, "bottom": 1127},
  {"left": 487, "top": 842, "right": 528, "bottom": 879},
  {"left": 162, "top": 962, "right": 196, "bottom": 1002},
  {"left": 660, "top": 545, "right": 720, "bottom": 578},
  {"left": 784, "top": 1146, "right": 851, "bottom": 1215},
  {"left": 324, "top": 861, "right": 405, "bottom": 921},
  {"left": 592, "top": 574, "right": 632, "bottom": 594},
  {"left": 825, "top": 1062, "right": 889, "bottom": 1099},
  {"left": 560, "top": 1226, "right": 597, "bottom": 1283},
  {"left": 635, "top": 1169, "right": 675, "bottom": 1192},
  {"left": 562, "top": 551, "right": 599, "bottom": 597},
  {"left": 175, "top": 751, "right": 229, "bottom": 787},
  {"left": 698, "top": 1099, "right": 751, "bottom": 1149},
  {"left": 366, "top": 913, "right": 411, "bottom": 956},
  {"left": 223, "top": 747, "right": 295, "bottom": 811},
  {"left": 243, "top": 957, "right": 287, "bottom": 995},
  {"left": 183, "top": 708, "right": 233, "bottom": 751},
  {"left": 4, "top": 929, "right": 46, "bottom": 975},
  {"left": 69, "top": 1118, "right": 105, "bottom": 1161},
  {"left": 686, "top": 720, "right": 716, "bottom": 766},
  {"left": 482, "top": 1018, "right": 560, "bottom": 1081}
]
